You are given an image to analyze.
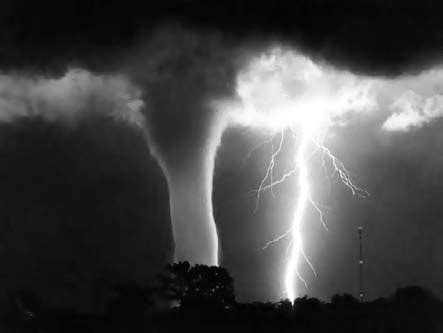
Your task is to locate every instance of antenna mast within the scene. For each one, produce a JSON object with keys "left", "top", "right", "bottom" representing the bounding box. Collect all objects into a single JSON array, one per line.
[{"left": 358, "top": 226, "right": 364, "bottom": 302}]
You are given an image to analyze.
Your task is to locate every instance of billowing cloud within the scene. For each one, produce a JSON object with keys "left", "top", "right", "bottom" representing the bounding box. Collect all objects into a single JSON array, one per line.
[
  {"left": 381, "top": 69, "right": 443, "bottom": 131},
  {"left": 383, "top": 91, "right": 443, "bottom": 131},
  {"left": 231, "top": 47, "right": 377, "bottom": 132},
  {"left": 0, "top": 69, "right": 144, "bottom": 126},
  {"left": 228, "top": 49, "right": 443, "bottom": 135}
]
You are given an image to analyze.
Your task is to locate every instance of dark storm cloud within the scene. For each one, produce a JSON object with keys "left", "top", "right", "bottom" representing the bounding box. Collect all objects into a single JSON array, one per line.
[{"left": 1, "top": 0, "right": 443, "bottom": 75}]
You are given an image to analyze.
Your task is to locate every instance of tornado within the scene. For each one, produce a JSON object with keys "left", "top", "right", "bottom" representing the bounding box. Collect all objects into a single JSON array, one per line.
[
  {"left": 162, "top": 118, "right": 226, "bottom": 264},
  {"left": 125, "top": 27, "right": 240, "bottom": 265}
]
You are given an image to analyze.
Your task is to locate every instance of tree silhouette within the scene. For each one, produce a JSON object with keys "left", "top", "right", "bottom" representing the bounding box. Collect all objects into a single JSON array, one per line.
[
  {"left": 159, "top": 262, "right": 235, "bottom": 308},
  {"left": 330, "top": 293, "right": 359, "bottom": 308}
]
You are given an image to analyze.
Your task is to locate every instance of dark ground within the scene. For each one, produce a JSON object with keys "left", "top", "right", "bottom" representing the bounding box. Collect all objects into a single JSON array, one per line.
[{"left": 4, "top": 263, "right": 443, "bottom": 333}]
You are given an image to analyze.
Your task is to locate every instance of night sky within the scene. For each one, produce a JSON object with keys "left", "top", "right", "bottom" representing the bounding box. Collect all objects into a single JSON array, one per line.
[{"left": 1, "top": 0, "right": 443, "bottom": 310}]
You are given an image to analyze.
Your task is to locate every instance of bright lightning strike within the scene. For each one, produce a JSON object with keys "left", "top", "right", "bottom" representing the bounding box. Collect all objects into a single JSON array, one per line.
[
  {"left": 230, "top": 47, "right": 375, "bottom": 301},
  {"left": 257, "top": 127, "right": 367, "bottom": 301}
]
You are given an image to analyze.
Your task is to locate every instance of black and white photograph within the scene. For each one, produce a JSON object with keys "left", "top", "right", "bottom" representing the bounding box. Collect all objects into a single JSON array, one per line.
[{"left": 0, "top": 1, "right": 443, "bottom": 332}]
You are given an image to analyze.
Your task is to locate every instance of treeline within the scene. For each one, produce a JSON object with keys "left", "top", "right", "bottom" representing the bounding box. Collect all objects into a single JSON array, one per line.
[{"left": 4, "top": 262, "right": 443, "bottom": 332}]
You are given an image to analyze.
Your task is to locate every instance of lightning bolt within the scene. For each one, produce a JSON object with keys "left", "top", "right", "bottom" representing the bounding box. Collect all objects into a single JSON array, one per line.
[
  {"left": 255, "top": 127, "right": 367, "bottom": 301},
  {"left": 285, "top": 130, "right": 312, "bottom": 298},
  {"left": 254, "top": 130, "right": 285, "bottom": 211}
]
